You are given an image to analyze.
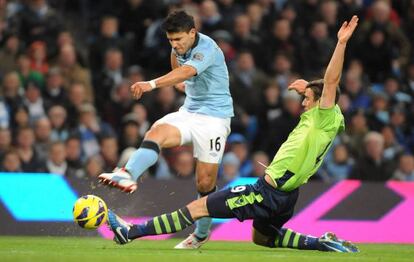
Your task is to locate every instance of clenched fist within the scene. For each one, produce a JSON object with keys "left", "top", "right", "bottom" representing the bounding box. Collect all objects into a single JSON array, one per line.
[{"left": 130, "top": 81, "right": 153, "bottom": 99}]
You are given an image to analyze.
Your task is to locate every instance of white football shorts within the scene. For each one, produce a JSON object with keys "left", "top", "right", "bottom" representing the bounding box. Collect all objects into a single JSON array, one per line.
[{"left": 155, "top": 108, "right": 231, "bottom": 163}]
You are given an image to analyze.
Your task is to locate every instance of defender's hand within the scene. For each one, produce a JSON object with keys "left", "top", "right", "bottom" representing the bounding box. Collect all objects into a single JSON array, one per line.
[
  {"left": 338, "top": 15, "right": 359, "bottom": 44},
  {"left": 130, "top": 81, "right": 152, "bottom": 99},
  {"left": 288, "top": 79, "right": 308, "bottom": 95}
]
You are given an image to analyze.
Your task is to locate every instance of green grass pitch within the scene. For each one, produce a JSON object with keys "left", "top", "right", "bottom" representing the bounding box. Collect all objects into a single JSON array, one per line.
[{"left": 1, "top": 237, "right": 413, "bottom": 262}]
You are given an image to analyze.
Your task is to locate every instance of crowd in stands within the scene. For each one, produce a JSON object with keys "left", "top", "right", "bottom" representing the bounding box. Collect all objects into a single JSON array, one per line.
[{"left": 0, "top": 0, "right": 413, "bottom": 183}]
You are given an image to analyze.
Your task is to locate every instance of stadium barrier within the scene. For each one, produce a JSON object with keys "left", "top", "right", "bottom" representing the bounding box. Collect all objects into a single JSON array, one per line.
[{"left": 0, "top": 173, "right": 413, "bottom": 243}]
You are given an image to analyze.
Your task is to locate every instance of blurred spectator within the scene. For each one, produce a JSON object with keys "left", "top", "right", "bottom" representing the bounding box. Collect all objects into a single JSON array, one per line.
[
  {"left": 246, "top": 2, "right": 265, "bottom": 35},
  {"left": 141, "top": 5, "right": 176, "bottom": 74},
  {"left": 227, "top": 133, "right": 252, "bottom": 177},
  {"left": 343, "top": 71, "right": 371, "bottom": 111},
  {"left": 230, "top": 105, "right": 258, "bottom": 142},
  {"left": 93, "top": 48, "right": 125, "bottom": 113},
  {"left": 199, "top": 0, "right": 224, "bottom": 35},
  {"left": 383, "top": 76, "right": 411, "bottom": 108},
  {"left": 347, "top": 59, "right": 371, "bottom": 87},
  {"left": 89, "top": 15, "right": 127, "bottom": 73},
  {"left": 256, "top": 80, "right": 282, "bottom": 149},
  {"left": 119, "top": 113, "right": 142, "bottom": 151},
  {"left": 131, "top": 103, "right": 150, "bottom": 137},
  {"left": 0, "top": 127, "right": 11, "bottom": 161},
  {"left": 356, "top": 23, "right": 394, "bottom": 83},
  {"left": 389, "top": 106, "right": 414, "bottom": 153},
  {"left": 102, "top": 79, "right": 134, "bottom": 129},
  {"left": 55, "top": 30, "right": 88, "bottom": 67},
  {"left": 15, "top": 126, "right": 44, "bottom": 172},
  {"left": 0, "top": 33, "right": 20, "bottom": 76},
  {"left": 261, "top": 89, "right": 301, "bottom": 157},
  {"left": 45, "top": 141, "right": 71, "bottom": 176},
  {"left": 216, "top": 0, "right": 242, "bottom": 31},
  {"left": 33, "top": 117, "right": 51, "bottom": 161},
  {"left": 48, "top": 105, "right": 69, "bottom": 142},
  {"left": 2, "top": 71, "right": 24, "bottom": 119},
  {"left": 249, "top": 150, "right": 269, "bottom": 177},
  {"left": 12, "top": 0, "right": 63, "bottom": 54},
  {"left": 126, "top": 64, "right": 145, "bottom": 85},
  {"left": 343, "top": 109, "right": 369, "bottom": 158},
  {"left": 171, "top": 149, "right": 195, "bottom": 179},
  {"left": 357, "top": 1, "right": 410, "bottom": 72},
  {"left": 337, "top": 93, "right": 352, "bottom": 118},
  {"left": 17, "top": 54, "right": 45, "bottom": 89},
  {"left": 56, "top": 43, "right": 93, "bottom": 102},
  {"left": 381, "top": 125, "right": 404, "bottom": 161},
  {"left": 221, "top": 152, "right": 240, "bottom": 181},
  {"left": 11, "top": 105, "right": 30, "bottom": 132},
  {"left": 28, "top": 41, "right": 48, "bottom": 74},
  {"left": 43, "top": 67, "right": 67, "bottom": 106},
  {"left": 147, "top": 87, "right": 179, "bottom": 124},
  {"left": 391, "top": 154, "right": 414, "bottom": 181},
  {"left": 212, "top": 30, "right": 236, "bottom": 66},
  {"left": 300, "top": 20, "right": 335, "bottom": 78},
  {"left": 65, "top": 82, "right": 89, "bottom": 128},
  {"left": 338, "top": 0, "right": 364, "bottom": 23},
  {"left": 230, "top": 50, "right": 268, "bottom": 115},
  {"left": 279, "top": 4, "right": 299, "bottom": 32},
  {"left": 320, "top": 143, "right": 354, "bottom": 182},
  {"left": 232, "top": 14, "right": 261, "bottom": 61},
  {"left": 1, "top": 149, "right": 22, "bottom": 172},
  {"left": 99, "top": 135, "right": 119, "bottom": 172},
  {"left": 118, "top": 0, "right": 155, "bottom": 53},
  {"left": 76, "top": 103, "right": 114, "bottom": 159},
  {"left": 65, "top": 136, "right": 85, "bottom": 178},
  {"left": 318, "top": 0, "right": 339, "bottom": 40},
  {"left": 85, "top": 154, "right": 104, "bottom": 178},
  {"left": 403, "top": 62, "right": 414, "bottom": 99},
  {"left": 0, "top": 97, "right": 10, "bottom": 129},
  {"left": 351, "top": 131, "right": 395, "bottom": 181},
  {"left": 366, "top": 92, "right": 389, "bottom": 131},
  {"left": 23, "top": 80, "right": 48, "bottom": 123},
  {"left": 271, "top": 53, "right": 295, "bottom": 91},
  {"left": 296, "top": 0, "right": 319, "bottom": 33}
]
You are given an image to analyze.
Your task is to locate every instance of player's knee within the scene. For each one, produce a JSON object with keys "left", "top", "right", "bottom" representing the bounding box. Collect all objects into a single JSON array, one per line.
[
  {"left": 196, "top": 176, "right": 215, "bottom": 193},
  {"left": 144, "top": 127, "right": 159, "bottom": 140},
  {"left": 187, "top": 198, "right": 209, "bottom": 219},
  {"left": 144, "top": 126, "right": 166, "bottom": 145}
]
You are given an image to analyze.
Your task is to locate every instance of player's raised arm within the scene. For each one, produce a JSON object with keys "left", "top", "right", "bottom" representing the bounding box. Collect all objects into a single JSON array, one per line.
[{"left": 320, "top": 15, "right": 358, "bottom": 109}]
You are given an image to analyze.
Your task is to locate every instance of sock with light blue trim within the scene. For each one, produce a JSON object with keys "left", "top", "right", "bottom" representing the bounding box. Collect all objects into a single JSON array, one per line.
[
  {"left": 125, "top": 140, "right": 160, "bottom": 180},
  {"left": 194, "top": 187, "right": 217, "bottom": 240}
]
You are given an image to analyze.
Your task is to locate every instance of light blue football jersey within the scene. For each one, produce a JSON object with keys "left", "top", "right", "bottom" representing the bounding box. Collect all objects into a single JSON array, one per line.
[{"left": 174, "top": 33, "right": 234, "bottom": 118}]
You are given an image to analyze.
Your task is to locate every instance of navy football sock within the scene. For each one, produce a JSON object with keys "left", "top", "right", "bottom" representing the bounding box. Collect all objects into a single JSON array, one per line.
[{"left": 128, "top": 207, "right": 194, "bottom": 239}]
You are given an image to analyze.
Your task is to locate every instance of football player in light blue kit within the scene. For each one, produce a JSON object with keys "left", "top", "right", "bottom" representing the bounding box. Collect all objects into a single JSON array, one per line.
[{"left": 99, "top": 10, "right": 233, "bottom": 249}]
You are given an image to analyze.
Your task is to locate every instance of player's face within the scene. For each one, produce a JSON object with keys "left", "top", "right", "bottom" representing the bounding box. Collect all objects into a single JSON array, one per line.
[
  {"left": 302, "top": 88, "right": 318, "bottom": 111},
  {"left": 166, "top": 29, "right": 196, "bottom": 55}
]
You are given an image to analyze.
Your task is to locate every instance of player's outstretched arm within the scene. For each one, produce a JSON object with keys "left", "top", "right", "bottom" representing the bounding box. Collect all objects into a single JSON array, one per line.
[
  {"left": 130, "top": 65, "right": 196, "bottom": 99},
  {"left": 320, "top": 15, "right": 358, "bottom": 109}
]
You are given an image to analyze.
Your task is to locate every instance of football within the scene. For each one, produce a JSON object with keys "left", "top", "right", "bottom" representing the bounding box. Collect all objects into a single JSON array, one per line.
[{"left": 73, "top": 195, "right": 108, "bottom": 229}]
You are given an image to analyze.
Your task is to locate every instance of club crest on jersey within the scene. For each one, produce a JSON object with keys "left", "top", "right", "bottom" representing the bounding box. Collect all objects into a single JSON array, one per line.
[{"left": 192, "top": 53, "right": 204, "bottom": 61}]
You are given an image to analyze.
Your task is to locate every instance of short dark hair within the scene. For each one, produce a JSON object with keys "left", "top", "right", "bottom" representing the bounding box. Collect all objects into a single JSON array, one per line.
[
  {"left": 306, "top": 79, "right": 341, "bottom": 104},
  {"left": 162, "top": 11, "right": 195, "bottom": 33}
]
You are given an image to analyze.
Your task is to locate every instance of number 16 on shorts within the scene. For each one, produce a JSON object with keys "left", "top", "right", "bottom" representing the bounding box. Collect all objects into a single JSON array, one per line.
[{"left": 210, "top": 137, "right": 222, "bottom": 152}]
